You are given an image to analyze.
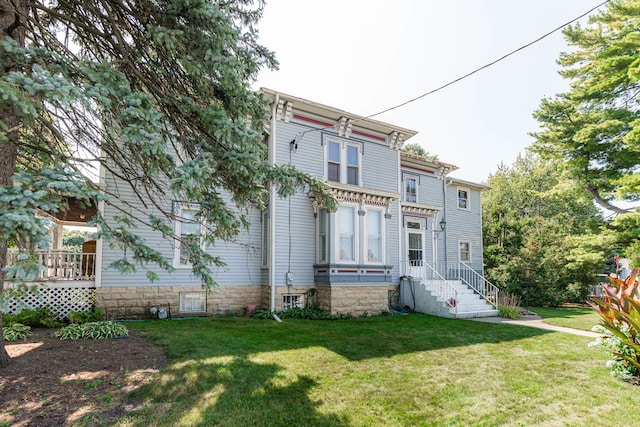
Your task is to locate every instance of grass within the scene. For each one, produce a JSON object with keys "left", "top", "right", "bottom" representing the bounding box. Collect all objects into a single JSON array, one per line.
[
  {"left": 530, "top": 306, "right": 601, "bottom": 331},
  {"left": 112, "top": 314, "right": 640, "bottom": 427}
]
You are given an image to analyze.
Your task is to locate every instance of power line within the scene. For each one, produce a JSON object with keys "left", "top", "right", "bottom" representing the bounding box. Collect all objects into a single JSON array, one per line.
[
  {"left": 364, "top": 0, "right": 610, "bottom": 121},
  {"left": 291, "top": 0, "right": 610, "bottom": 143}
]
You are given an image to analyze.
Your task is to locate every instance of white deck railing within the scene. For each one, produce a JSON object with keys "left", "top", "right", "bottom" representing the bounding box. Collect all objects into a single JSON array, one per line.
[{"left": 5, "top": 249, "right": 96, "bottom": 281}]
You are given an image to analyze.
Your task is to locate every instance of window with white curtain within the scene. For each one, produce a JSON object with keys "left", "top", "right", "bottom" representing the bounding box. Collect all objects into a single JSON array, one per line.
[{"left": 367, "top": 209, "right": 383, "bottom": 263}]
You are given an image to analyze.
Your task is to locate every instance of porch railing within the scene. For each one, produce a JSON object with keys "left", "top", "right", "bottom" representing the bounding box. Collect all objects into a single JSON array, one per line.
[{"left": 5, "top": 249, "right": 96, "bottom": 281}]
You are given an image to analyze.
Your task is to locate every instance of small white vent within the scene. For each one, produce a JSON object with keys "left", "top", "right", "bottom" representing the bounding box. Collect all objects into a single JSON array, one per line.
[
  {"left": 282, "top": 293, "right": 305, "bottom": 311},
  {"left": 179, "top": 291, "right": 207, "bottom": 313}
]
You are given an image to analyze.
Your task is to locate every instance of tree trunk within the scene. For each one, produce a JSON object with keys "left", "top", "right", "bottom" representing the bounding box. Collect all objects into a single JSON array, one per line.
[{"left": 0, "top": 0, "right": 27, "bottom": 368}]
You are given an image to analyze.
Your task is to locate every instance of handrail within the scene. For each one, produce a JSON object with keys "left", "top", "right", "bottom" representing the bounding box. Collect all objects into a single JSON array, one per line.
[
  {"left": 5, "top": 249, "right": 96, "bottom": 281},
  {"left": 459, "top": 262, "right": 499, "bottom": 308},
  {"left": 423, "top": 263, "right": 459, "bottom": 313}
]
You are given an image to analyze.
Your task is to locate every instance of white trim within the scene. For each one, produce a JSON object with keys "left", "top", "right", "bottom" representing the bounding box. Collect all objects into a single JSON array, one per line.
[
  {"left": 458, "top": 240, "right": 471, "bottom": 263},
  {"left": 173, "top": 203, "right": 205, "bottom": 269},
  {"left": 457, "top": 186, "right": 470, "bottom": 211},
  {"left": 403, "top": 173, "right": 419, "bottom": 203},
  {"left": 316, "top": 208, "right": 329, "bottom": 263},
  {"left": 365, "top": 208, "right": 385, "bottom": 264},
  {"left": 323, "top": 135, "right": 362, "bottom": 187},
  {"left": 335, "top": 204, "right": 358, "bottom": 264}
]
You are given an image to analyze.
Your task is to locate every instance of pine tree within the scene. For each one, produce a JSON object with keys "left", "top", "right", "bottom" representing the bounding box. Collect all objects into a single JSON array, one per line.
[{"left": 0, "top": 0, "right": 334, "bottom": 367}]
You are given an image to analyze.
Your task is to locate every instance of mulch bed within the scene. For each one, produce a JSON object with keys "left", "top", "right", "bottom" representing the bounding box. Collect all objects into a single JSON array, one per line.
[{"left": 0, "top": 328, "right": 167, "bottom": 426}]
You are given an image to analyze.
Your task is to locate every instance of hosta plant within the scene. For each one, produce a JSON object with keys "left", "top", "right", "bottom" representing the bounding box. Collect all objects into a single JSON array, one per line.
[
  {"left": 54, "top": 321, "right": 129, "bottom": 340},
  {"left": 3, "top": 323, "right": 32, "bottom": 342},
  {"left": 589, "top": 268, "right": 640, "bottom": 382}
]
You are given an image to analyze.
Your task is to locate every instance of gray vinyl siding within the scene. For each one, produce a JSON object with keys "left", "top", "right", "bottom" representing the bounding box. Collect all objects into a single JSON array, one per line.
[
  {"left": 417, "top": 174, "right": 443, "bottom": 206},
  {"left": 99, "top": 172, "right": 263, "bottom": 288},
  {"left": 361, "top": 141, "right": 399, "bottom": 193},
  {"left": 444, "top": 182, "right": 484, "bottom": 273},
  {"left": 272, "top": 193, "right": 316, "bottom": 288}
]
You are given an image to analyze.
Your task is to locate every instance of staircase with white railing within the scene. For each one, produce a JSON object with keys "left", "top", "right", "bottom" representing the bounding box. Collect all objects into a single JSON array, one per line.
[{"left": 400, "top": 262, "right": 499, "bottom": 319}]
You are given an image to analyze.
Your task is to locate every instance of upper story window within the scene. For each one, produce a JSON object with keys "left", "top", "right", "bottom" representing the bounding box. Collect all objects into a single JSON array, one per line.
[
  {"left": 457, "top": 187, "right": 469, "bottom": 210},
  {"left": 324, "top": 136, "right": 361, "bottom": 186},
  {"left": 174, "top": 203, "right": 203, "bottom": 268},
  {"left": 404, "top": 174, "right": 418, "bottom": 203}
]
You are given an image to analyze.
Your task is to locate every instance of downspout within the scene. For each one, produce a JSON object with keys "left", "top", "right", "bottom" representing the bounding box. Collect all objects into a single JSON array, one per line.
[
  {"left": 269, "top": 94, "right": 279, "bottom": 312},
  {"left": 442, "top": 177, "right": 451, "bottom": 269},
  {"left": 397, "top": 149, "right": 403, "bottom": 277}
]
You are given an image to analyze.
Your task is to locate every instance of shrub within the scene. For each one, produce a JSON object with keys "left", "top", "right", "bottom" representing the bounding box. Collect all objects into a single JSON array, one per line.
[
  {"left": 3, "top": 323, "right": 32, "bottom": 341},
  {"left": 54, "top": 321, "right": 129, "bottom": 340},
  {"left": 589, "top": 325, "right": 638, "bottom": 381},
  {"left": 67, "top": 308, "right": 105, "bottom": 324},
  {"left": 3, "top": 307, "right": 63, "bottom": 328},
  {"left": 252, "top": 307, "right": 354, "bottom": 320},
  {"left": 498, "top": 290, "right": 521, "bottom": 319},
  {"left": 498, "top": 306, "right": 521, "bottom": 319},
  {"left": 589, "top": 268, "right": 640, "bottom": 383}
]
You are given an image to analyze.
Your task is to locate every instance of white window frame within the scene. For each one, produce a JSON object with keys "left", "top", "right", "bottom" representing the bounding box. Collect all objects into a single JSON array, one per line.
[
  {"left": 405, "top": 217, "right": 426, "bottom": 266},
  {"left": 317, "top": 208, "right": 329, "bottom": 263},
  {"left": 365, "top": 208, "right": 385, "bottom": 264},
  {"left": 261, "top": 207, "right": 269, "bottom": 268},
  {"left": 403, "top": 174, "right": 418, "bottom": 203},
  {"left": 173, "top": 203, "right": 205, "bottom": 269},
  {"left": 459, "top": 240, "right": 471, "bottom": 263},
  {"left": 457, "top": 187, "right": 470, "bottom": 210},
  {"left": 335, "top": 204, "right": 358, "bottom": 264},
  {"left": 324, "top": 135, "right": 362, "bottom": 186},
  {"left": 282, "top": 293, "right": 305, "bottom": 310},
  {"left": 179, "top": 291, "right": 207, "bottom": 313}
]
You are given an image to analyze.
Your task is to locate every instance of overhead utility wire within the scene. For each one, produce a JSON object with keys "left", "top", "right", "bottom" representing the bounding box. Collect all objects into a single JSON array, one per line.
[
  {"left": 365, "top": 0, "right": 610, "bottom": 121},
  {"left": 291, "top": 0, "right": 610, "bottom": 143}
]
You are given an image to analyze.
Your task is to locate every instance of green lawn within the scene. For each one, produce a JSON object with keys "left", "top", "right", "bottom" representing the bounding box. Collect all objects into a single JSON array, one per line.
[
  {"left": 115, "top": 314, "right": 638, "bottom": 427},
  {"left": 530, "top": 306, "right": 601, "bottom": 331}
]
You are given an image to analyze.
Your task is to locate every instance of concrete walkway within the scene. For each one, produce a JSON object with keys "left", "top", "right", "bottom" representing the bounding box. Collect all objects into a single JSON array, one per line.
[{"left": 470, "top": 313, "right": 601, "bottom": 338}]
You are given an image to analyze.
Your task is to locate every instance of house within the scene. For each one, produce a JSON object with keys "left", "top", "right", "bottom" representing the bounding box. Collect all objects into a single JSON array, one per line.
[{"left": 4, "top": 89, "right": 498, "bottom": 319}]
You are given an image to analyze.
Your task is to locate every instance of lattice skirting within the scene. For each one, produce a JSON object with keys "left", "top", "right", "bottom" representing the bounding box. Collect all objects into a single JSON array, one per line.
[{"left": 2, "top": 286, "right": 96, "bottom": 320}]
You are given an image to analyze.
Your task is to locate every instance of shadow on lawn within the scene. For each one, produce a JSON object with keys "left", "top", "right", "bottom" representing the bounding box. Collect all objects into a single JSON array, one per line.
[
  {"left": 121, "top": 314, "right": 553, "bottom": 425},
  {"left": 126, "top": 356, "right": 348, "bottom": 426}
]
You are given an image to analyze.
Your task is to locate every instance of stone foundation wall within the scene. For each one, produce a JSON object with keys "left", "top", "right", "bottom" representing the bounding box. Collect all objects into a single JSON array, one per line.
[
  {"left": 95, "top": 283, "right": 393, "bottom": 319},
  {"left": 316, "top": 284, "right": 393, "bottom": 316},
  {"left": 95, "top": 285, "right": 266, "bottom": 319}
]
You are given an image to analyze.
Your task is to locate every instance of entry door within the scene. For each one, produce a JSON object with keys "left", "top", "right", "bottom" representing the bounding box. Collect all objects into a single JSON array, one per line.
[{"left": 406, "top": 220, "right": 424, "bottom": 277}]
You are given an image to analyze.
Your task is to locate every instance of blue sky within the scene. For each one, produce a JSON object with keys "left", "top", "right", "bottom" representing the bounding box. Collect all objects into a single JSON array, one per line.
[{"left": 254, "top": 0, "right": 606, "bottom": 184}]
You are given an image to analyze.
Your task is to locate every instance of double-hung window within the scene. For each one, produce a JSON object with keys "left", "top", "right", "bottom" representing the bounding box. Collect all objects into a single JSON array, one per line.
[
  {"left": 459, "top": 241, "right": 471, "bottom": 262},
  {"left": 404, "top": 175, "right": 417, "bottom": 203},
  {"left": 367, "top": 210, "right": 383, "bottom": 263},
  {"left": 338, "top": 206, "right": 356, "bottom": 262},
  {"left": 317, "top": 208, "right": 328, "bottom": 263},
  {"left": 457, "top": 187, "right": 469, "bottom": 210},
  {"left": 174, "top": 204, "right": 202, "bottom": 267},
  {"left": 325, "top": 136, "right": 361, "bottom": 186}
]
